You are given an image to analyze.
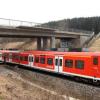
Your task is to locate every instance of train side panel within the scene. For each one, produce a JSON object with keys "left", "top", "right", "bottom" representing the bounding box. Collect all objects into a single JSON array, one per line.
[
  {"left": 33, "top": 54, "right": 55, "bottom": 71},
  {"left": 12, "top": 52, "right": 20, "bottom": 64},
  {"left": 63, "top": 55, "right": 94, "bottom": 78},
  {"left": 19, "top": 53, "right": 29, "bottom": 66},
  {"left": 91, "top": 56, "right": 100, "bottom": 78}
]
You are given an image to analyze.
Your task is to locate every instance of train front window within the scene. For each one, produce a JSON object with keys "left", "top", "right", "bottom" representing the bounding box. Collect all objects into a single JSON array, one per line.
[
  {"left": 93, "top": 57, "right": 98, "bottom": 65},
  {"left": 65, "top": 59, "right": 73, "bottom": 67},
  {"left": 75, "top": 60, "right": 84, "bottom": 69}
]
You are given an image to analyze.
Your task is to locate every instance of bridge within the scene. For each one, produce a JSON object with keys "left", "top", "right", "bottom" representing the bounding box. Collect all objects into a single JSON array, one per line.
[{"left": 0, "top": 18, "right": 91, "bottom": 50}]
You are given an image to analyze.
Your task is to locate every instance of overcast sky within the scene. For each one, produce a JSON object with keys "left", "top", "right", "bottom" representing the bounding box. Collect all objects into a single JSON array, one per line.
[{"left": 0, "top": 0, "right": 100, "bottom": 23}]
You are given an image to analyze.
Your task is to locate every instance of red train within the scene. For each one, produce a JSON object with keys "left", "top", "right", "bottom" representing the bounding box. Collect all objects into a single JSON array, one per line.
[{"left": 0, "top": 50, "right": 100, "bottom": 83}]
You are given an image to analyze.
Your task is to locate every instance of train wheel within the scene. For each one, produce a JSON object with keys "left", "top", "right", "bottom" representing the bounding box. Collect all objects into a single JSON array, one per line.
[
  {"left": 74, "top": 76, "right": 82, "bottom": 82},
  {"left": 93, "top": 80, "right": 100, "bottom": 86}
]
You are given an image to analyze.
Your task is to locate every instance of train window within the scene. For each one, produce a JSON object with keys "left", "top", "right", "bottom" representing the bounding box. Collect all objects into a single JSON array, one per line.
[
  {"left": 29, "top": 57, "right": 31, "bottom": 62},
  {"left": 40, "top": 57, "right": 45, "bottom": 64},
  {"left": 29, "top": 57, "right": 33, "bottom": 62},
  {"left": 93, "top": 57, "right": 98, "bottom": 65},
  {"left": 55, "top": 59, "right": 62, "bottom": 66},
  {"left": 47, "top": 58, "right": 53, "bottom": 65},
  {"left": 4, "top": 54, "right": 8, "bottom": 58},
  {"left": 24, "top": 56, "right": 28, "bottom": 61},
  {"left": 13, "top": 55, "right": 18, "bottom": 60},
  {"left": 0, "top": 54, "right": 2, "bottom": 57},
  {"left": 35, "top": 57, "right": 39, "bottom": 63},
  {"left": 9, "top": 54, "right": 12, "bottom": 59},
  {"left": 20, "top": 56, "right": 23, "bottom": 61},
  {"left": 31, "top": 57, "right": 33, "bottom": 62},
  {"left": 75, "top": 60, "right": 84, "bottom": 69},
  {"left": 12, "top": 55, "right": 14, "bottom": 59},
  {"left": 65, "top": 60, "right": 73, "bottom": 67},
  {"left": 2, "top": 54, "right": 5, "bottom": 57},
  {"left": 55, "top": 59, "right": 58, "bottom": 66},
  {"left": 15, "top": 55, "right": 19, "bottom": 60},
  {"left": 60, "top": 59, "right": 62, "bottom": 66},
  {"left": 14, "top": 55, "right": 16, "bottom": 60}
]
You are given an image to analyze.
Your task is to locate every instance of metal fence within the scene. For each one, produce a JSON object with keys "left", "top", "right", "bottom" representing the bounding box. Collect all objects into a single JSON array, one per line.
[{"left": 0, "top": 18, "right": 41, "bottom": 27}]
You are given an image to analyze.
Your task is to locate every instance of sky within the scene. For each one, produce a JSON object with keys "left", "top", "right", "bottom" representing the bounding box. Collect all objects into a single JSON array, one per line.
[{"left": 0, "top": 0, "right": 100, "bottom": 24}]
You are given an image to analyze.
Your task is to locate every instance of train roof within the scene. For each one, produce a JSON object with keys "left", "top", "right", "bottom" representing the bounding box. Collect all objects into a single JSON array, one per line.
[
  {"left": 1, "top": 50, "right": 100, "bottom": 57},
  {"left": 22, "top": 50, "right": 66, "bottom": 55},
  {"left": 22, "top": 50, "right": 100, "bottom": 56},
  {"left": 64, "top": 52, "right": 100, "bottom": 57},
  {"left": 0, "top": 50, "right": 19, "bottom": 53}
]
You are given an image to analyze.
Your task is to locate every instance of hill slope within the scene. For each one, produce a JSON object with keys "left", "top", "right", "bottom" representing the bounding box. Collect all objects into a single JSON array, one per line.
[
  {"left": 0, "top": 38, "right": 37, "bottom": 50},
  {"left": 89, "top": 37, "right": 100, "bottom": 51},
  {"left": 41, "top": 16, "right": 100, "bottom": 34}
]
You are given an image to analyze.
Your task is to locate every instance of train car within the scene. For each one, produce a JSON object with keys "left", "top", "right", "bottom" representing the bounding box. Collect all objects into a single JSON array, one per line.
[
  {"left": 62, "top": 52, "right": 100, "bottom": 81},
  {"left": 33, "top": 53, "right": 55, "bottom": 72},
  {"left": 11, "top": 52, "right": 20, "bottom": 64},
  {"left": 0, "top": 50, "right": 12, "bottom": 63},
  {"left": 19, "top": 51, "right": 55, "bottom": 71},
  {"left": 27, "top": 51, "right": 100, "bottom": 81},
  {"left": 0, "top": 50, "right": 5, "bottom": 62},
  {"left": 1, "top": 50, "right": 20, "bottom": 64},
  {"left": 1, "top": 49, "right": 100, "bottom": 83},
  {"left": 19, "top": 52, "right": 33, "bottom": 66},
  {"left": 23, "top": 50, "right": 65, "bottom": 72}
]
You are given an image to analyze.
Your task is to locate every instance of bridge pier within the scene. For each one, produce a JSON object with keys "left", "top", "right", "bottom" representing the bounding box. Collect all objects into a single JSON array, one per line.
[
  {"left": 37, "top": 36, "right": 56, "bottom": 50},
  {"left": 43, "top": 37, "right": 48, "bottom": 50},
  {"left": 37, "top": 37, "right": 42, "bottom": 50},
  {"left": 50, "top": 36, "right": 56, "bottom": 48},
  {"left": 37, "top": 37, "right": 49, "bottom": 50}
]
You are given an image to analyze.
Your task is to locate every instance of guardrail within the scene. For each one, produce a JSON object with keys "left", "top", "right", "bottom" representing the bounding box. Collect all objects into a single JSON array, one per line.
[{"left": 0, "top": 18, "right": 41, "bottom": 27}]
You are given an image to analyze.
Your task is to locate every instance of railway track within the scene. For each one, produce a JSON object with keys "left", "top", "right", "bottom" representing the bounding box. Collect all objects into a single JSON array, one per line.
[
  {"left": 6, "top": 63, "right": 100, "bottom": 87},
  {"left": 3, "top": 64, "right": 100, "bottom": 100}
]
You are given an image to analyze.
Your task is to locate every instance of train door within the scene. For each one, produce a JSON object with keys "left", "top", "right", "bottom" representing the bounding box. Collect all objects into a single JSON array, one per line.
[
  {"left": 28, "top": 55, "right": 34, "bottom": 67},
  {"left": 55, "top": 56, "right": 63, "bottom": 73}
]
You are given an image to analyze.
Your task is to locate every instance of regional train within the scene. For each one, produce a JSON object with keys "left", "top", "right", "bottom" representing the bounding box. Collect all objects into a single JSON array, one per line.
[{"left": 0, "top": 49, "right": 100, "bottom": 84}]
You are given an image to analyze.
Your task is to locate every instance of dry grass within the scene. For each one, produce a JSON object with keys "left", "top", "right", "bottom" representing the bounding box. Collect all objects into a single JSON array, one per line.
[
  {"left": 0, "top": 66, "right": 65, "bottom": 100},
  {"left": 1, "top": 65, "right": 100, "bottom": 100},
  {"left": 89, "top": 38, "right": 100, "bottom": 51}
]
